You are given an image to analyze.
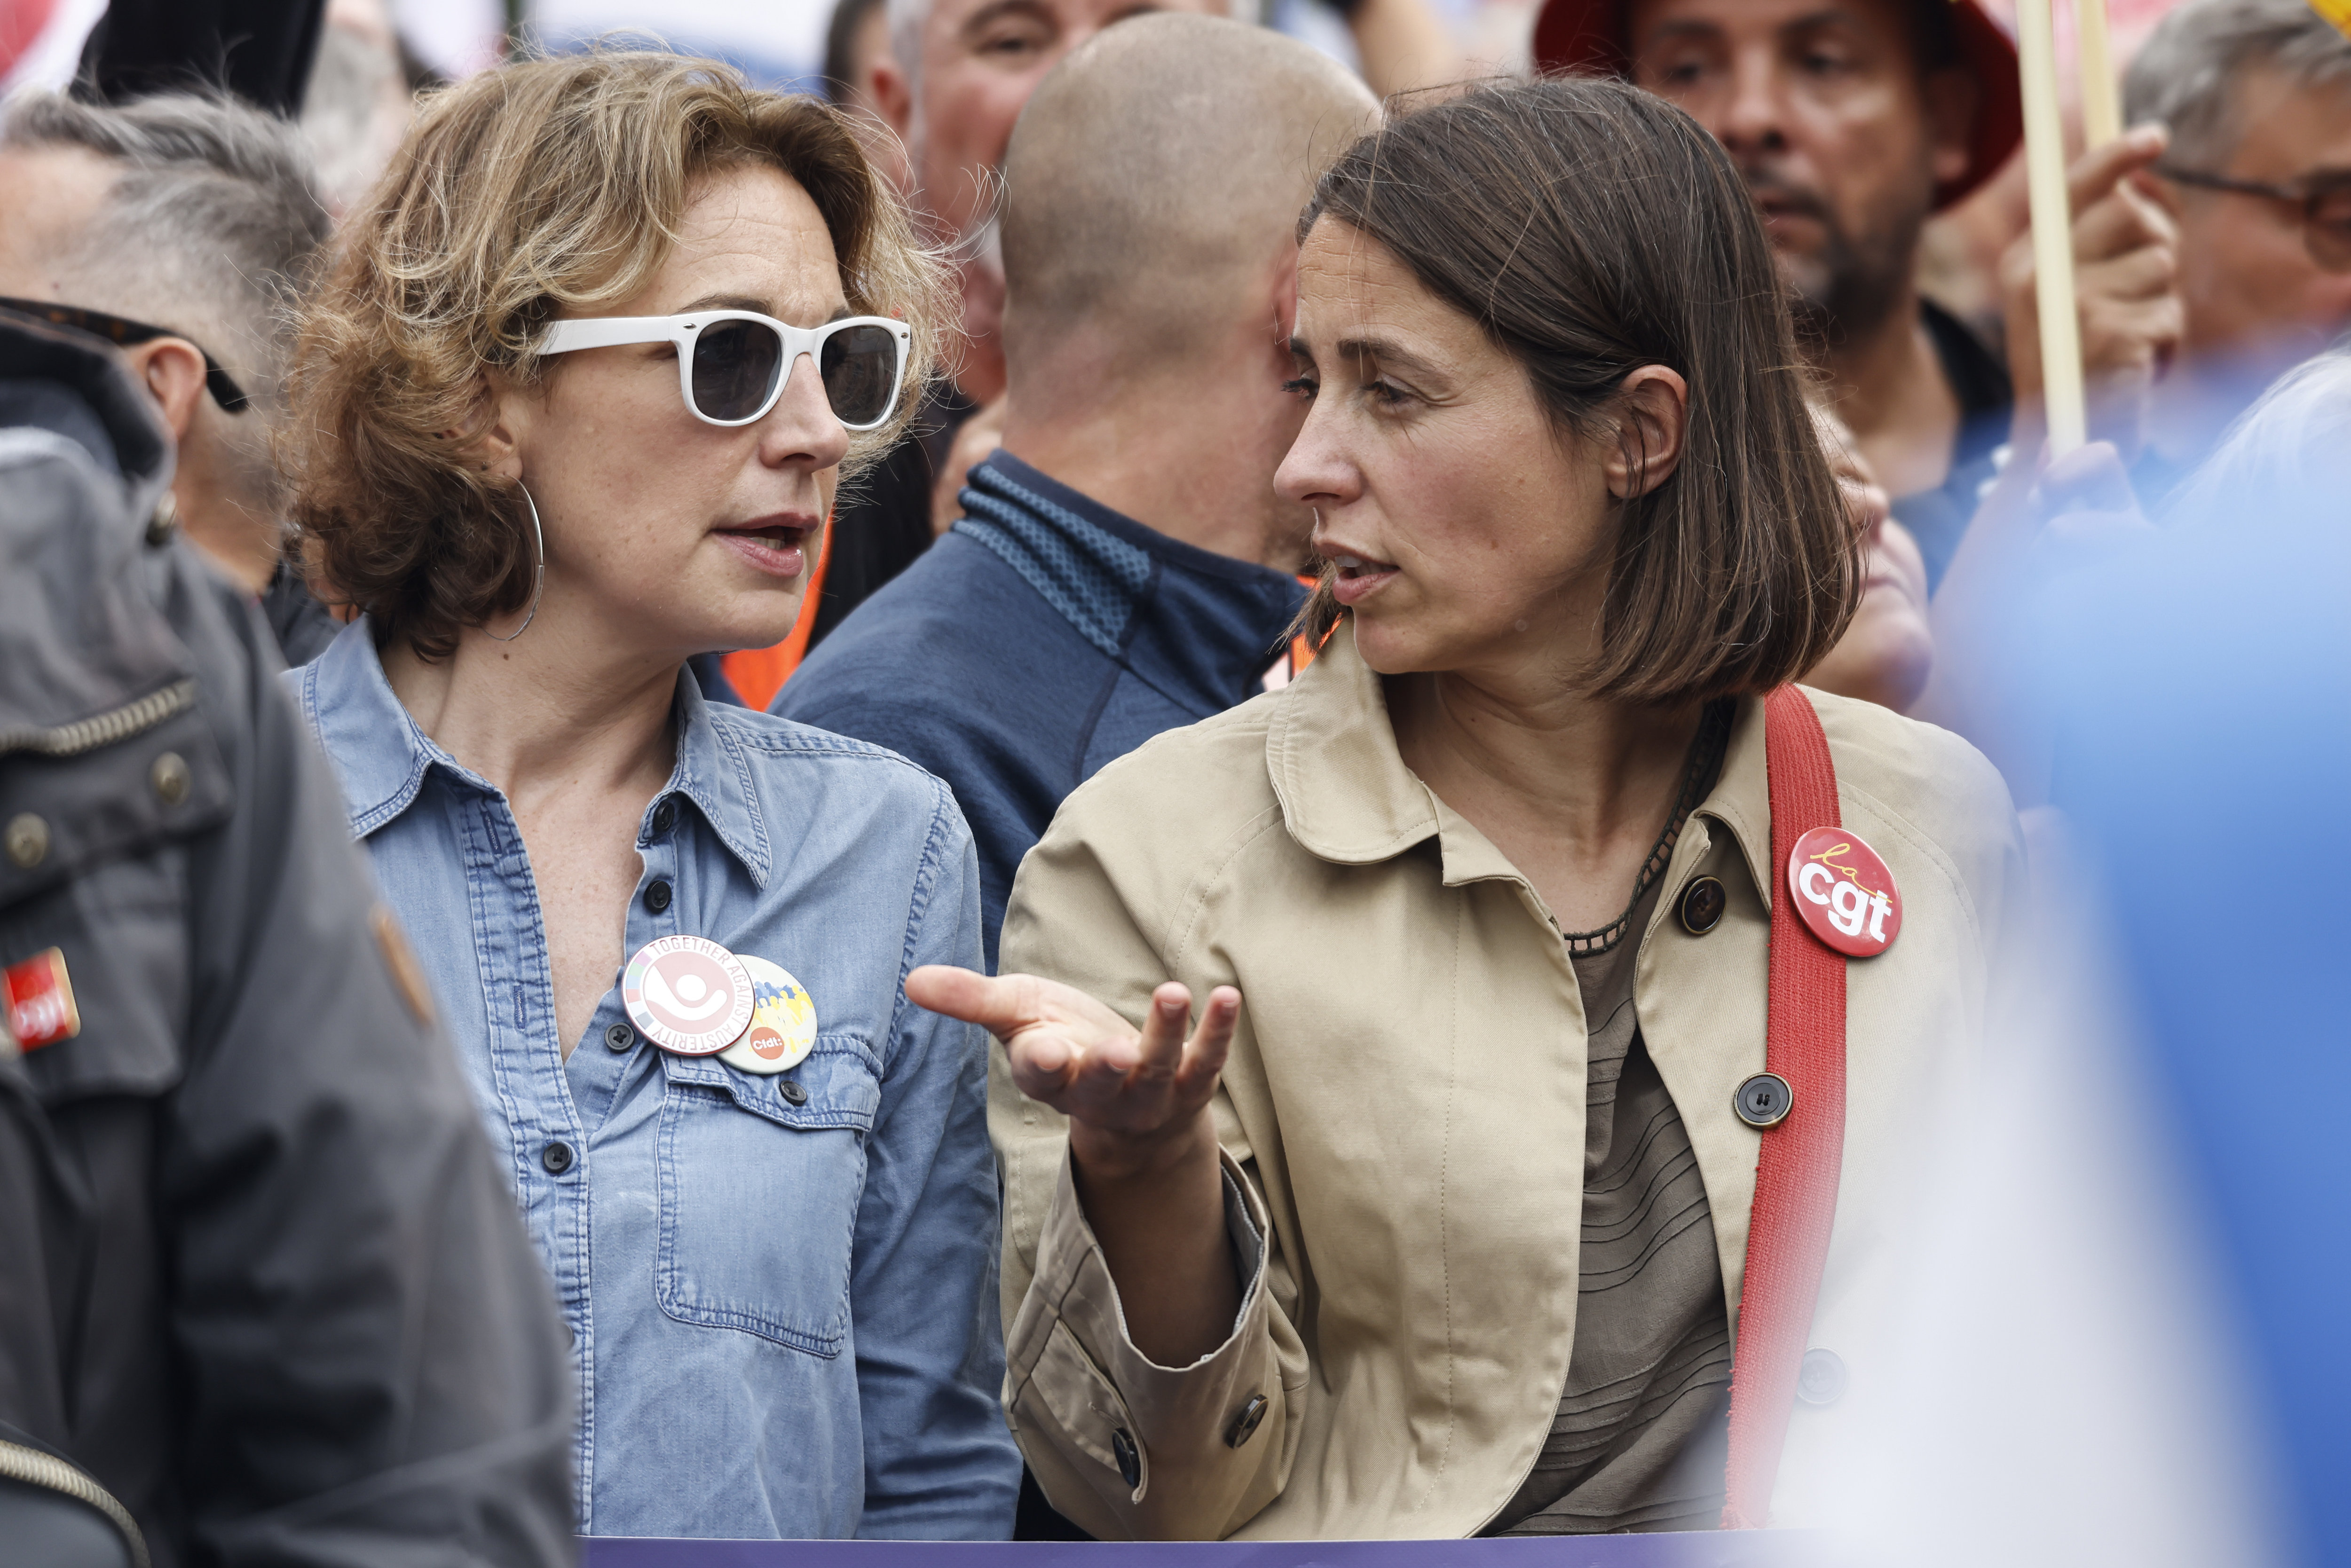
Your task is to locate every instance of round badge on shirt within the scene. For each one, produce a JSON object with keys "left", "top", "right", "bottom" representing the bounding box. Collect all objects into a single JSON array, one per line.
[
  {"left": 622, "top": 935, "right": 754, "bottom": 1056},
  {"left": 718, "top": 953, "right": 818, "bottom": 1076},
  {"left": 1785, "top": 827, "right": 1902, "bottom": 956}
]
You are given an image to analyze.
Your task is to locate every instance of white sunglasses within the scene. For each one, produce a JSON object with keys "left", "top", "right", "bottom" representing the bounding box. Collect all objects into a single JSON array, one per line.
[{"left": 538, "top": 310, "right": 911, "bottom": 430}]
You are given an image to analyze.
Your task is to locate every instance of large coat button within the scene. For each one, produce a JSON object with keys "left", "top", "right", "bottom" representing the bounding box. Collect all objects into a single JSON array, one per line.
[
  {"left": 1111, "top": 1427, "right": 1141, "bottom": 1489},
  {"left": 1797, "top": 1347, "right": 1848, "bottom": 1406},
  {"left": 1734, "top": 1072, "right": 1793, "bottom": 1128},
  {"left": 1678, "top": 875, "right": 1726, "bottom": 934},
  {"left": 1225, "top": 1393, "right": 1269, "bottom": 1449}
]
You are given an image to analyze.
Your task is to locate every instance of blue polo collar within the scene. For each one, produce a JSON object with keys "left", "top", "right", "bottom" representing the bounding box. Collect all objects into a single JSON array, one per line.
[{"left": 953, "top": 450, "right": 1308, "bottom": 708}]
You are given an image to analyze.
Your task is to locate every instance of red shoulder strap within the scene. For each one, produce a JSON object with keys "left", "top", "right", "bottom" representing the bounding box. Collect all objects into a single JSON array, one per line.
[{"left": 1720, "top": 685, "right": 1848, "bottom": 1529}]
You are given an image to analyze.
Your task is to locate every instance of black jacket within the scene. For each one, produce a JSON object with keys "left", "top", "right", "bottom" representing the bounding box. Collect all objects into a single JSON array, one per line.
[{"left": 0, "top": 309, "right": 576, "bottom": 1565}]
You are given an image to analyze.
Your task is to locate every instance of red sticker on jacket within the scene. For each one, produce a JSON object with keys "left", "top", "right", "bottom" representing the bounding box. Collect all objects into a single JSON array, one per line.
[
  {"left": 5, "top": 947, "right": 81, "bottom": 1050},
  {"left": 1786, "top": 828, "right": 1901, "bottom": 956}
]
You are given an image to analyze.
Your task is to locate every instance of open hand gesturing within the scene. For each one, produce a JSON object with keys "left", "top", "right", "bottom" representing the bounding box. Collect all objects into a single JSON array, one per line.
[{"left": 904, "top": 967, "right": 1241, "bottom": 1179}]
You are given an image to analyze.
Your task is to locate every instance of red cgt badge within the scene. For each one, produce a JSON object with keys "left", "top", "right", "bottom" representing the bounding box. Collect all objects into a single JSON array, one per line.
[
  {"left": 5, "top": 947, "right": 82, "bottom": 1051},
  {"left": 1786, "top": 827, "right": 1902, "bottom": 957}
]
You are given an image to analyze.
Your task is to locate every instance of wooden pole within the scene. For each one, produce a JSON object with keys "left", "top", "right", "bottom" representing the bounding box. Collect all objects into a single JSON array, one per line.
[
  {"left": 2078, "top": 0, "right": 2123, "bottom": 147},
  {"left": 2018, "top": 0, "right": 2088, "bottom": 453}
]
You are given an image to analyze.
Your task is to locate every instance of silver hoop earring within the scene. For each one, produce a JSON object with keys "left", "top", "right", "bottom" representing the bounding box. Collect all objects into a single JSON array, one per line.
[{"left": 487, "top": 481, "right": 546, "bottom": 643}]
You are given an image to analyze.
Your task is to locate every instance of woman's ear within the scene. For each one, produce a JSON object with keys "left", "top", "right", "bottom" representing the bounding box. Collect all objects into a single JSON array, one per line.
[
  {"left": 453, "top": 374, "right": 527, "bottom": 481},
  {"left": 1602, "top": 365, "right": 1690, "bottom": 501}
]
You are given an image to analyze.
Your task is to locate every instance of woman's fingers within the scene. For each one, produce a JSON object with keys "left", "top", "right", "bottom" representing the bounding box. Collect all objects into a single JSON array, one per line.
[
  {"left": 911, "top": 966, "right": 1125, "bottom": 1105},
  {"left": 1062, "top": 985, "right": 1185, "bottom": 1110},
  {"left": 914, "top": 965, "right": 1245, "bottom": 1135},
  {"left": 904, "top": 964, "right": 1006, "bottom": 1026},
  {"left": 1053, "top": 984, "right": 1244, "bottom": 1136},
  {"left": 1134, "top": 983, "right": 1194, "bottom": 1079},
  {"left": 1004, "top": 1031, "right": 1080, "bottom": 1101},
  {"left": 1181, "top": 986, "right": 1243, "bottom": 1093},
  {"left": 907, "top": 965, "right": 1132, "bottom": 1037}
]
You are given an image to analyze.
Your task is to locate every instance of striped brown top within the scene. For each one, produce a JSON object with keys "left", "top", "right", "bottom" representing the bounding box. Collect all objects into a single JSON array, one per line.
[{"left": 1488, "top": 875, "right": 1733, "bottom": 1535}]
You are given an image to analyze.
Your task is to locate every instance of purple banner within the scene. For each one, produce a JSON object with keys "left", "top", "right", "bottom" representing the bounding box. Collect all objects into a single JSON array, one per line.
[{"left": 582, "top": 1533, "right": 1820, "bottom": 1568}]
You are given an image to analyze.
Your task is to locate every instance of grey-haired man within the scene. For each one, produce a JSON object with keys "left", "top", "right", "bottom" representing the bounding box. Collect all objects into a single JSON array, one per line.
[
  {"left": 0, "top": 90, "right": 338, "bottom": 662},
  {"left": 2129, "top": 0, "right": 2351, "bottom": 493}
]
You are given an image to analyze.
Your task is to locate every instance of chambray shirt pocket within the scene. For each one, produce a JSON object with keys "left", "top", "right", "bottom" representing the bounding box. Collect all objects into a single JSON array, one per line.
[{"left": 653, "top": 1034, "right": 883, "bottom": 1358}]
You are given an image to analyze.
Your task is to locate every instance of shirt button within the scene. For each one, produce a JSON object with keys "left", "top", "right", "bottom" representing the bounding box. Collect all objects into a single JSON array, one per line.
[
  {"left": 643, "top": 879, "right": 673, "bottom": 914},
  {"left": 604, "top": 1022, "right": 635, "bottom": 1052},
  {"left": 780, "top": 1080, "right": 810, "bottom": 1107},
  {"left": 1797, "top": 1347, "right": 1848, "bottom": 1406},
  {"left": 5, "top": 813, "right": 49, "bottom": 869},
  {"left": 1734, "top": 1072, "right": 1793, "bottom": 1128},
  {"left": 1678, "top": 875, "right": 1727, "bottom": 935},
  {"left": 542, "top": 1141, "right": 575, "bottom": 1174},
  {"left": 650, "top": 800, "right": 676, "bottom": 835}
]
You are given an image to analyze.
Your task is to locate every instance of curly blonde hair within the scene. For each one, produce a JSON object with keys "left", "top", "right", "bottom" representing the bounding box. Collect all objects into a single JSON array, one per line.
[{"left": 284, "top": 49, "right": 948, "bottom": 659}]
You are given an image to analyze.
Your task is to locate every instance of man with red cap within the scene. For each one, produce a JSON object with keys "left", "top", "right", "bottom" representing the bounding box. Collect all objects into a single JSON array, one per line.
[{"left": 1537, "top": 0, "right": 2180, "bottom": 590}]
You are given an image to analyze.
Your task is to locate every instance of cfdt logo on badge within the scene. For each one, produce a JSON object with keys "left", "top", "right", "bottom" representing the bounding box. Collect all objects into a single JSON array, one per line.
[
  {"left": 720, "top": 954, "right": 818, "bottom": 1076},
  {"left": 623, "top": 935, "right": 753, "bottom": 1056},
  {"left": 1786, "top": 827, "right": 1902, "bottom": 957}
]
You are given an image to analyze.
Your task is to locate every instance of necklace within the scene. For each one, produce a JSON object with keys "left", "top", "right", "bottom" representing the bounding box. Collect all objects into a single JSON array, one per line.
[{"left": 1558, "top": 698, "right": 1734, "bottom": 958}]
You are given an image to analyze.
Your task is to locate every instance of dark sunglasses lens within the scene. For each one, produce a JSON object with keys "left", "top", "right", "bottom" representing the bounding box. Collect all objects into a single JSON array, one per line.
[
  {"left": 691, "top": 319, "right": 784, "bottom": 422},
  {"left": 2310, "top": 186, "right": 2351, "bottom": 272},
  {"left": 820, "top": 323, "right": 900, "bottom": 427}
]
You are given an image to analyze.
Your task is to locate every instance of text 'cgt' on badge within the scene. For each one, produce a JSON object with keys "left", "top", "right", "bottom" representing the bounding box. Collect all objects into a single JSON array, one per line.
[{"left": 1786, "top": 827, "right": 1901, "bottom": 957}]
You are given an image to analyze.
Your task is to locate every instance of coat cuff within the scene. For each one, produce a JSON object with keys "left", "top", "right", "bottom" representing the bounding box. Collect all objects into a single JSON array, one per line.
[{"left": 1002, "top": 1143, "right": 1288, "bottom": 1540}]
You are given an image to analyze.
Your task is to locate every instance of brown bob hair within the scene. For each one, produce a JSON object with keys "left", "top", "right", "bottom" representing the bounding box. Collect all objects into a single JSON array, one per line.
[
  {"left": 1296, "top": 77, "right": 1856, "bottom": 704},
  {"left": 283, "top": 49, "right": 947, "bottom": 660}
]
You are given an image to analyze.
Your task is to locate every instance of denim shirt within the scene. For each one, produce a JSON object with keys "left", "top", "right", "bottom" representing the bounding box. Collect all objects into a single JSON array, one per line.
[{"left": 284, "top": 622, "right": 1020, "bottom": 1540}]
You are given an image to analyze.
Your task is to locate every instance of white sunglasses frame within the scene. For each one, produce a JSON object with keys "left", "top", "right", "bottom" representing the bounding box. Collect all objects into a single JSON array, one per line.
[{"left": 537, "top": 310, "right": 912, "bottom": 431}]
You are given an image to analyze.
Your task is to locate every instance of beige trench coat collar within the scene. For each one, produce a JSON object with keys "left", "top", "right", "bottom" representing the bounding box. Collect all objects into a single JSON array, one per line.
[{"left": 1266, "top": 626, "right": 1775, "bottom": 914}]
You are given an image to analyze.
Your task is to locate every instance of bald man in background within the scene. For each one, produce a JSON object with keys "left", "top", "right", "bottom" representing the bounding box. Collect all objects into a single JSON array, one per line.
[
  {"left": 778, "top": 15, "right": 1376, "bottom": 972},
  {"left": 803, "top": 0, "right": 1457, "bottom": 654}
]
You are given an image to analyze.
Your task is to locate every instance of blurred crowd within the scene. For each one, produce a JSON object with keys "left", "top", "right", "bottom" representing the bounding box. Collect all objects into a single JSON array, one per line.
[{"left": 0, "top": 0, "right": 2345, "bottom": 1563}]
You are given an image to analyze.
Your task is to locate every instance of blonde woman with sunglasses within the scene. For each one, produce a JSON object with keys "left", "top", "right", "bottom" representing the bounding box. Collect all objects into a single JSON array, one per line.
[{"left": 278, "top": 52, "right": 1018, "bottom": 1540}]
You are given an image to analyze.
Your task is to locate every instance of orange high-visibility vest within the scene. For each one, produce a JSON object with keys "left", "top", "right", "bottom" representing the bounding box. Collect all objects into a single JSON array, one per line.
[{"left": 721, "top": 514, "right": 832, "bottom": 711}]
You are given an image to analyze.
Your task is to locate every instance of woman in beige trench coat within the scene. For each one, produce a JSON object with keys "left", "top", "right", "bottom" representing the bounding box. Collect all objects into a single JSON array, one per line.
[{"left": 911, "top": 77, "right": 2025, "bottom": 1542}]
